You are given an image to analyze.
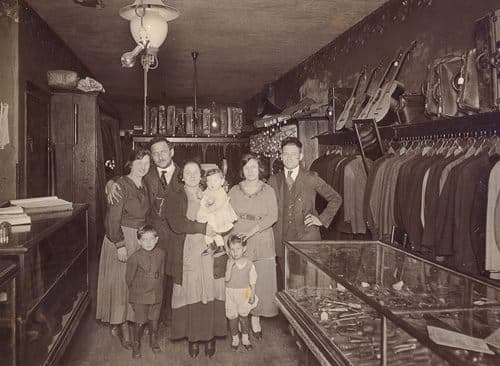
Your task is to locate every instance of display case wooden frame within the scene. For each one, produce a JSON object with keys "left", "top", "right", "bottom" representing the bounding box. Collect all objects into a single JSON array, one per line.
[
  {"left": 0, "top": 204, "right": 89, "bottom": 366},
  {"left": 278, "top": 240, "right": 500, "bottom": 366},
  {"left": 0, "top": 261, "right": 18, "bottom": 366}
]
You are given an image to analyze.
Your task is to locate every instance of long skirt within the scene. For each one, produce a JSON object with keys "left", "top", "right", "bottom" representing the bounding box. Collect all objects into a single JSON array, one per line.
[
  {"left": 96, "top": 226, "right": 140, "bottom": 324},
  {"left": 171, "top": 232, "right": 227, "bottom": 341},
  {"left": 251, "top": 257, "right": 279, "bottom": 317}
]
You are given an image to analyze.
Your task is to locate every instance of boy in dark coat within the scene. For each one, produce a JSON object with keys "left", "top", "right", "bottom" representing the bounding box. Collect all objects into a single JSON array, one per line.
[{"left": 126, "top": 225, "right": 165, "bottom": 358}]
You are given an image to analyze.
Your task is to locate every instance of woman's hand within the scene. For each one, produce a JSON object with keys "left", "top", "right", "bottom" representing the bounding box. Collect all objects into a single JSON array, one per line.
[
  {"left": 240, "top": 225, "right": 260, "bottom": 240},
  {"left": 117, "top": 247, "right": 127, "bottom": 262}
]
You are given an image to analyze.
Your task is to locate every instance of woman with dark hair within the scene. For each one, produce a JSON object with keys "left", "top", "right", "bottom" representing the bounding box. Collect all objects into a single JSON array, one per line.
[
  {"left": 228, "top": 153, "right": 279, "bottom": 339},
  {"left": 96, "top": 148, "right": 151, "bottom": 350},
  {"left": 165, "top": 160, "right": 227, "bottom": 358}
]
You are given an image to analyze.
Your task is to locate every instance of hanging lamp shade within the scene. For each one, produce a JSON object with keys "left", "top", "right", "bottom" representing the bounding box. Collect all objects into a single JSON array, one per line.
[{"left": 120, "top": 0, "right": 179, "bottom": 52}]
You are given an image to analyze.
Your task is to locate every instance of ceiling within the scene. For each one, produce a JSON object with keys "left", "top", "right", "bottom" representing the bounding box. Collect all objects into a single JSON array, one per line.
[{"left": 25, "top": 0, "right": 388, "bottom": 105}]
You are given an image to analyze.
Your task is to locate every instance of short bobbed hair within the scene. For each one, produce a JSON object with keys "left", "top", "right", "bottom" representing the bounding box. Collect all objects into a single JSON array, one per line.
[
  {"left": 239, "top": 153, "right": 265, "bottom": 180},
  {"left": 123, "top": 148, "right": 151, "bottom": 175}
]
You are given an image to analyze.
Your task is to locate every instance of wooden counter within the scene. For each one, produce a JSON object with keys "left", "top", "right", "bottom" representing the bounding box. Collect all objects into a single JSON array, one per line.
[{"left": 0, "top": 204, "right": 89, "bottom": 366}]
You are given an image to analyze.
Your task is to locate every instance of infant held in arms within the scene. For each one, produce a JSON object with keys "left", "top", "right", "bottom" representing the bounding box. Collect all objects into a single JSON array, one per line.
[{"left": 197, "top": 168, "right": 237, "bottom": 255}]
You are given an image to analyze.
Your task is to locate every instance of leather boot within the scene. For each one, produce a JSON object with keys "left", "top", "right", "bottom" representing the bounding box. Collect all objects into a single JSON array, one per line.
[
  {"left": 239, "top": 316, "right": 253, "bottom": 350},
  {"left": 205, "top": 338, "right": 216, "bottom": 358},
  {"left": 119, "top": 322, "right": 132, "bottom": 350},
  {"left": 149, "top": 320, "right": 161, "bottom": 353},
  {"left": 228, "top": 318, "right": 239, "bottom": 351},
  {"left": 188, "top": 341, "right": 199, "bottom": 358},
  {"left": 132, "top": 323, "right": 145, "bottom": 359}
]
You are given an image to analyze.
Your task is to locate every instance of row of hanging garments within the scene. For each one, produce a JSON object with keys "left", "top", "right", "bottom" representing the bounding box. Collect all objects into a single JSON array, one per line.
[
  {"left": 310, "top": 144, "right": 372, "bottom": 239},
  {"left": 364, "top": 134, "right": 500, "bottom": 278},
  {"left": 170, "top": 142, "right": 249, "bottom": 187}
]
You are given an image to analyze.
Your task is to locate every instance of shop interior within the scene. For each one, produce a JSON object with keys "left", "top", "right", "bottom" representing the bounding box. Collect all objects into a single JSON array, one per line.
[{"left": 1, "top": 0, "right": 500, "bottom": 365}]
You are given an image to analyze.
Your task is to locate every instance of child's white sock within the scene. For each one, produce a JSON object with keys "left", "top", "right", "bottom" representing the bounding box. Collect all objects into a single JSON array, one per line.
[
  {"left": 241, "top": 333, "right": 251, "bottom": 346},
  {"left": 231, "top": 335, "right": 240, "bottom": 346},
  {"left": 251, "top": 315, "right": 261, "bottom": 332}
]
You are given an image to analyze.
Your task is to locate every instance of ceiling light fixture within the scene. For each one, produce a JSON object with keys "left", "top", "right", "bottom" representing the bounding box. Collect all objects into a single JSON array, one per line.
[{"left": 119, "top": 0, "right": 180, "bottom": 132}]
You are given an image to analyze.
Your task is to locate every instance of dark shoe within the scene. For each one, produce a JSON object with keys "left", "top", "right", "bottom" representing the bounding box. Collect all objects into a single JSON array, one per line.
[
  {"left": 111, "top": 325, "right": 120, "bottom": 337},
  {"left": 205, "top": 339, "right": 216, "bottom": 358},
  {"left": 201, "top": 241, "right": 217, "bottom": 256},
  {"left": 132, "top": 323, "right": 145, "bottom": 359},
  {"left": 120, "top": 322, "right": 132, "bottom": 350},
  {"left": 252, "top": 330, "right": 263, "bottom": 340},
  {"left": 149, "top": 320, "right": 161, "bottom": 353},
  {"left": 188, "top": 341, "right": 199, "bottom": 358},
  {"left": 243, "top": 343, "right": 254, "bottom": 351}
]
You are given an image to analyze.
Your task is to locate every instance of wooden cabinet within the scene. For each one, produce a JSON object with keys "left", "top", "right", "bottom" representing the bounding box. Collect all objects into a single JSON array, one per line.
[
  {"left": 50, "top": 91, "right": 120, "bottom": 255},
  {"left": 0, "top": 204, "right": 89, "bottom": 366},
  {"left": 0, "top": 261, "right": 17, "bottom": 366}
]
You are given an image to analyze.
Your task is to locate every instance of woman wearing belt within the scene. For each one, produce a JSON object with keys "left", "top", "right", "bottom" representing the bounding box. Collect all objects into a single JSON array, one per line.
[{"left": 228, "top": 153, "right": 279, "bottom": 339}]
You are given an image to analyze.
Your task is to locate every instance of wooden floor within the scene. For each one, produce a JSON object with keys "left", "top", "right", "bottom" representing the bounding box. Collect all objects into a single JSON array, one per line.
[{"left": 60, "top": 309, "right": 303, "bottom": 366}]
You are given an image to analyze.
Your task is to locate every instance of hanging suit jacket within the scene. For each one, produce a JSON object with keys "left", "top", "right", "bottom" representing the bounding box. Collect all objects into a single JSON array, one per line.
[{"left": 269, "top": 167, "right": 342, "bottom": 258}]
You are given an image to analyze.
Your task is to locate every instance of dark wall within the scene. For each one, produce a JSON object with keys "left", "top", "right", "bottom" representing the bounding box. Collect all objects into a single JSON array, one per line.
[
  {"left": 0, "top": 1, "right": 19, "bottom": 202},
  {"left": 245, "top": 0, "right": 500, "bottom": 121}
]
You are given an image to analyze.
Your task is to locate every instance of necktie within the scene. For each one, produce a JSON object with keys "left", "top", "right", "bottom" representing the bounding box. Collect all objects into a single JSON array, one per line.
[
  {"left": 286, "top": 170, "right": 294, "bottom": 190},
  {"left": 160, "top": 170, "right": 168, "bottom": 189}
]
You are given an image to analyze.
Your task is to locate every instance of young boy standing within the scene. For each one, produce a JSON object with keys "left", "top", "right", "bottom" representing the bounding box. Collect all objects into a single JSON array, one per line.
[
  {"left": 225, "top": 235, "right": 259, "bottom": 351},
  {"left": 126, "top": 225, "right": 165, "bottom": 358}
]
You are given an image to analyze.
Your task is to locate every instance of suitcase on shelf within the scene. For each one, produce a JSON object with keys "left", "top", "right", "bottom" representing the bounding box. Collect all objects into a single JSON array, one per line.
[{"left": 475, "top": 9, "right": 500, "bottom": 111}]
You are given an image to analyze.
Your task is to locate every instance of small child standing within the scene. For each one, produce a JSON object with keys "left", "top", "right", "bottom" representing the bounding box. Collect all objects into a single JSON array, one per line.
[
  {"left": 125, "top": 225, "right": 165, "bottom": 359},
  {"left": 225, "top": 234, "right": 259, "bottom": 351},
  {"left": 197, "top": 168, "right": 238, "bottom": 255}
]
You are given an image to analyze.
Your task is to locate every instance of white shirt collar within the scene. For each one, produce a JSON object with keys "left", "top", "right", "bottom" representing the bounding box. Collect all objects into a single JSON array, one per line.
[
  {"left": 157, "top": 164, "right": 175, "bottom": 184},
  {"left": 157, "top": 164, "right": 174, "bottom": 174},
  {"left": 285, "top": 166, "right": 299, "bottom": 181}
]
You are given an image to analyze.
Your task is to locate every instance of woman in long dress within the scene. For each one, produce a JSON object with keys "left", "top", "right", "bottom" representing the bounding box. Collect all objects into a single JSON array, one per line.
[
  {"left": 96, "top": 148, "right": 151, "bottom": 349},
  {"left": 165, "top": 161, "right": 227, "bottom": 358},
  {"left": 228, "top": 153, "right": 279, "bottom": 339}
]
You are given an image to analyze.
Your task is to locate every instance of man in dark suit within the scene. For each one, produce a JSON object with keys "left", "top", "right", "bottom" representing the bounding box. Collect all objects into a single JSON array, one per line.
[
  {"left": 268, "top": 137, "right": 342, "bottom": 289},
  {"left": 107, "top": 137, "right": 186, "bottom": 324}
]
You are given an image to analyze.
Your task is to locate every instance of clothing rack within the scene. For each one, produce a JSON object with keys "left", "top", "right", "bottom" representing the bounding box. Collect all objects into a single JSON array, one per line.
[{"left": 318, "top": 111, "right": 500, "bottom": 146}]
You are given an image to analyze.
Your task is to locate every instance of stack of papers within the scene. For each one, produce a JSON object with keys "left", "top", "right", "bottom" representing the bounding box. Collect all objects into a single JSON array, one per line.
[
  {"left": 0, "top": 206, "right": 31, "bottom": 226},
  {"left": 10, "top": 196, "right": 73, "bottom": 214}
]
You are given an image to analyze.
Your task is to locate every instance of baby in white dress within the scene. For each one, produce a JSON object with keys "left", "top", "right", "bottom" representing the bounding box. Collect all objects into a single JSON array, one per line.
[{"left": 197, "top": 168, "right": 238, "bottom": 254}]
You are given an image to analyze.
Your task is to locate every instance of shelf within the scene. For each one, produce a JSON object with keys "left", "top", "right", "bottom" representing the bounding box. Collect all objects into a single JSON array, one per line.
[
  {"left": 318, "top": 111, "right": 500, "bottom": 145},
  {"left": 132, "top": 136, "right": 249, "bottom": 144}
]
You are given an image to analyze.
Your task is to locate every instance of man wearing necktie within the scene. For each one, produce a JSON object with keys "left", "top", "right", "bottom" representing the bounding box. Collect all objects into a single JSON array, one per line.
[{"left": 269, "top": 137, "right": 342, "bottom": 289}]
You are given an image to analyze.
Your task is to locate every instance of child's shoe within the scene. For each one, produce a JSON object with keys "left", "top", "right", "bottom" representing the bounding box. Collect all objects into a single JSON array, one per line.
[
  {"left": 231, "top": 335, "right": 240, "bottom": 351},
  {"left": 201, "top": 241, "right": 217, "bottom": 256},
  {"left": 241, "top": 333, "right": 253, "bottom": 350},
  {"left": 132, "top": 323, "right": 145, "bottom": 359}
]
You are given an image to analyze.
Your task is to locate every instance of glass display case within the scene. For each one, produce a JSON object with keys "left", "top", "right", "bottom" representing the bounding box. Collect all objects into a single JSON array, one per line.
[
  {"left": 277, "top": 241, "right": 500, "bottom": 366},
  {"left": 0, "top": 260, "right": 17, "bottom": 366},
  {"left": 0, "top": 204, "right": 89, "bottom": 366}
]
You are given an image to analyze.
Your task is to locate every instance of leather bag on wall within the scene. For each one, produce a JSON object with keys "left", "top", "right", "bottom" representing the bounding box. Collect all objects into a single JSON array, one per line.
[
  {"left": 458, "top": 48, "right": 480, "bottom": 113},
  {"left": 475, "top": 9, "right": 500, "bottom": 111}
]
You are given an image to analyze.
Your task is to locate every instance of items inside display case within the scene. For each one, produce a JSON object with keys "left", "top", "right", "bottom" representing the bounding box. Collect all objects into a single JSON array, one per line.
[{"left": 279, "top": 241, "right": 500, "bottom": 366}]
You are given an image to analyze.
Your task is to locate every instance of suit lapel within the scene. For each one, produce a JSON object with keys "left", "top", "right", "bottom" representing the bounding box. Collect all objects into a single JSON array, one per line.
[
  {"left": 291, "top": 167, "right": 305, "bottom": 201},
  {"left": 146, "top": 167, "right": 160, "bottom": 196}
]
